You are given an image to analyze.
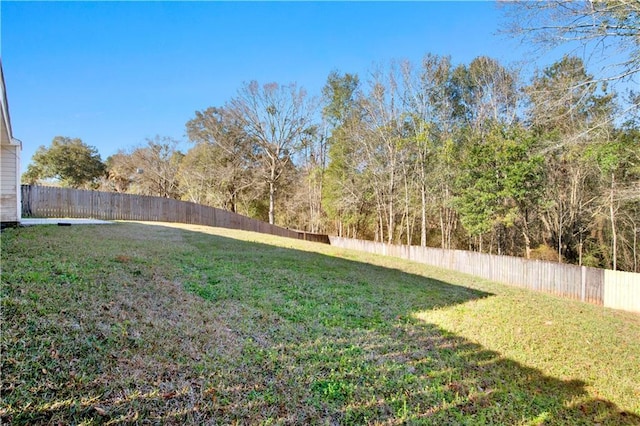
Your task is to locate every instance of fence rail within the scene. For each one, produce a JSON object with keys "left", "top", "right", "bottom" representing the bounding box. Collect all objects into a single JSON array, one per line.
[
  {"left": 329, "top": 236, "right": 639, "bottom": 313},
  {"left": 21, "top": 185, "right": 329, "bottom": 244}
]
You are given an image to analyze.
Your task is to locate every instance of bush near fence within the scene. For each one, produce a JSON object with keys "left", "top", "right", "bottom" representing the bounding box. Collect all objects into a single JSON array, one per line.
[
  {"left": 21, "top": 185, "right": 329, "bottom": 244},
  {"left": 329, "top": 236, "right": 640, "bottom": 314}
]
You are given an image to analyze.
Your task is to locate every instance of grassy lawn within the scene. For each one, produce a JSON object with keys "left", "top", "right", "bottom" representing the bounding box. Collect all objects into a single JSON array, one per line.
[{"left": 1, "top": 221, "right": 639, "bottom": 425}]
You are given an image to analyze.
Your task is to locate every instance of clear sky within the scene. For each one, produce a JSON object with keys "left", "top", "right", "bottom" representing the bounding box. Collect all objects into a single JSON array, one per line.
[{"left": 2, "top": 1, "right": 527, "bottom": 172}]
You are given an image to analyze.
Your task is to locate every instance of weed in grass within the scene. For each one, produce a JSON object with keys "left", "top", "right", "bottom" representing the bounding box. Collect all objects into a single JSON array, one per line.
[{"left": 311, "top": 378, "right": 355, "bottom": 403}]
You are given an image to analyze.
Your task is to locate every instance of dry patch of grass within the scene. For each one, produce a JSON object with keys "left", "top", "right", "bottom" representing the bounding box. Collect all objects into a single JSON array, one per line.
[{"left": 2, "top": 221, "right": 639, "bottom": 425}]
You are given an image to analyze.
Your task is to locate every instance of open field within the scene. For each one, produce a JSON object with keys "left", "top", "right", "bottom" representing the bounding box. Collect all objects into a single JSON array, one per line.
[{"left": 2, "top": 221, "right": 639, "bottom": 425}]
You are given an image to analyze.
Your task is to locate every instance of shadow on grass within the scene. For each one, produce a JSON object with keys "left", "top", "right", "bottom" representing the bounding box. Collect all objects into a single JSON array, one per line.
[
  {"left": 273, "top": 325, "right": 639, "bottom": 425},
  {"left": 2, "top": 222, "right": 638, "bottom": 424}
]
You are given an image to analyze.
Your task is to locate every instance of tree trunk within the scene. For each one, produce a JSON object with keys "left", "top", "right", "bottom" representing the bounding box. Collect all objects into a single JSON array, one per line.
[
  {"left": 558, "top": 219, "right": 562, "bottom": 263},
  {"left": 376, "top": 208, "right": 384, "bottom": 243},
  {"left": 578, "top": 238, "right": 583, "bottom": 266},
  {"left": 558, "top": 233, "right": 562, "bottom": 263},
  {"left": 610, "top": 173, "right": 617, "bottom": 270},
  {"left": 421, "top": 184, "right": 427, "bottom": 247},
  {"left": 522, "top": 230, "right": 532, "bottom": 259},
  {"left": 440, "top": 210, "right": 445, "bottom": 249},
  {"left": 388, "top": 179, "right": 395, "bottom": 245},
  {"left": 633, "top": 223, "right": 638, "bottom": 272},
  {"left": 269, "top": 180, "right": 276, "bottom": 225},
  {"left": 231, "top": 191, "right": 237, "bottom": 214},
  {"left": 404, "top": 171, "right": 411, "bottom": 246}
]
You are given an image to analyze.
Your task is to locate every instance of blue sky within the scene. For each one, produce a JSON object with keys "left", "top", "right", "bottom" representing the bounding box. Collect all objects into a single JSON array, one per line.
[{"left": 3, "top": 1, "right": 528, "bottom": 172}]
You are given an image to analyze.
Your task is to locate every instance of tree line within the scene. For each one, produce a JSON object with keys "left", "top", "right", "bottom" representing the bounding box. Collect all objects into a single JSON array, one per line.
[
  {"left": 23, "top": 53, "right": 640, "bottom": 272},
  {"left": 22, "top": 3, "right": 640, "bottom": 271}
]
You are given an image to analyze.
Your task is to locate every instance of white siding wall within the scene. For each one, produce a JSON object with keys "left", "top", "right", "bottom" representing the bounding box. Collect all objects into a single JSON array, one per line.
[{"left": 1, "top": 143, "right": 20, "bottom": 223}]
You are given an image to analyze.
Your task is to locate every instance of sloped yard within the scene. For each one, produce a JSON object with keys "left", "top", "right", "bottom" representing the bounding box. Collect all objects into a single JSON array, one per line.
[{"left": 1, "top": 222, "right": 639, "bottom": 425}]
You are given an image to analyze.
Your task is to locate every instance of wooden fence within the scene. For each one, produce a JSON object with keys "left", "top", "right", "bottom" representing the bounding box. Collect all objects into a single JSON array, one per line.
[
  {"left": 21, "top": 185, "right": 330, "bottom": 244},
  {"left": 329, "top": 236, "right": 640, "bottom": 313},
  {"left": 20, "top": 185, "right": 639, "bottom": 313}
]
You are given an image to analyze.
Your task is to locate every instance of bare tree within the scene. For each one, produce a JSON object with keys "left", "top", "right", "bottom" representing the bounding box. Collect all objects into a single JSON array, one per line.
[
  {"left": 360, "top": 63, "right": 406, "bottom": 243},
  {"left": 230, "top": 81, "right": 314, "bottom": 225},
  {"left": 401, "top": 54, "right": 460, "bottom": 248},
  {"left": 184, "top": 107, "right": 258, "bottom": 212},
  {"left": 502, "top": 1, "right": 640, "bottom": 84},
  {"left": 107, "top": 136, "right": 183, "bottom": 199},
  {"left": 527, "top": 56, "right": 615, "bottom": 264},
  {"left": 298, "top": 125, "right": 328, "bottom": 233},
  {"left": 451, "top": 56, "right": 520, "bottom": 134}
]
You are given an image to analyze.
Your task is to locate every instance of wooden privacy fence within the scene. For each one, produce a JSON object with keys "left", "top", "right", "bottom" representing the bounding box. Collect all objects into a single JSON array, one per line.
[
  {"left": 329, "top": 236, "right": 640, "bottom": 313},
  {"left": 21, "top": 185, "right": 330, "bottom": 244},
  {"left": 20, "top": 186, "right": 639, "bottom": 313}
]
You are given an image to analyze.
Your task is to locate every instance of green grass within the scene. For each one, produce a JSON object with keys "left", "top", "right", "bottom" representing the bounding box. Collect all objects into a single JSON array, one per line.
[{"left": 1, "top": 221, "right": 639, "bottom": 425}]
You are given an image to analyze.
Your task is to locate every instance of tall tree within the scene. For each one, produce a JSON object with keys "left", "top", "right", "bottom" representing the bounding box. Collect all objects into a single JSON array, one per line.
[
  {"left": 585, "top": 127, "right": 640, "bottom": 270},
  {"left": 230, "top": 81, "right": 314, "bottom": 225},
  {"left": 296, "top": 125, "right": 328, "bottom": 233},
  {"left": 104, "top": 151, "right": 135, "bottom": 193},
  {"left": 107, "top": 136, "right": 184, "bottom": 199},
  {"left": 455, "top": 125, "right": 544, "bottom": 256},
  {"left": 360, "top": 64, "right": 406, "bottom": 243},
  {"left": 184, "top": 107, "right": 258, "bottom": 213},
  {"left": 526, "top": 56, "right": 615, "bottom": 263},
  {"left": 23, "top": 136, "right": 106, "bottom": 188},
  {"left": 400, "top": 54, "right": 458, "bottom": 247},
  {"left": 322, "top": 71, "right": 370, "bottom": 237},
  {"left": 446, "top": 56, "right": 522, "bottom": 252}
]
